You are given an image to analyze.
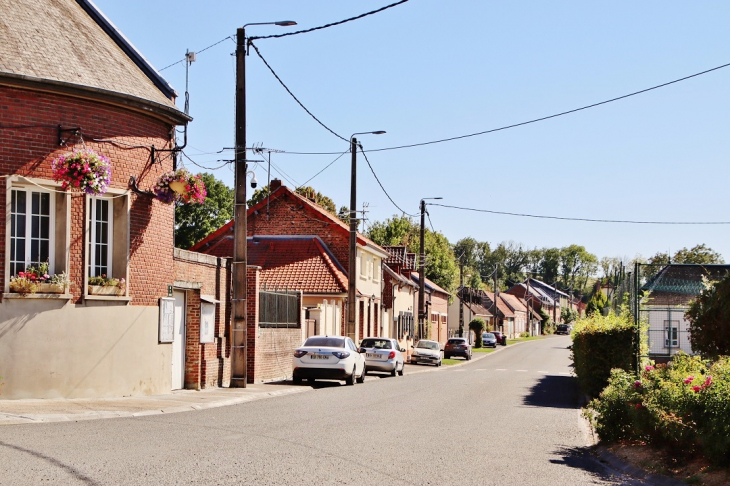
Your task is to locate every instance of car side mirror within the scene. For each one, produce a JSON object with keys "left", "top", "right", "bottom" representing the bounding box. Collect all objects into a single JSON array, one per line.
[
  {"left": 359, "top": 348, "right": 366, "bottom": 354},
  {"left": 400, "top": 348, "right": 405, "bottom": 352}
]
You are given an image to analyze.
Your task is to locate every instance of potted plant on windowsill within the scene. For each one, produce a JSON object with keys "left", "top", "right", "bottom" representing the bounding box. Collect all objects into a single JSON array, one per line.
[
  {"left": 8, "top": 262, "right": 70, "bottom": 295},
  {"left": 88, "top": 275, "right": 126, "bottom": 296},
  {"left": 153, "top": 168, "right": 206, "bottom": 204}
]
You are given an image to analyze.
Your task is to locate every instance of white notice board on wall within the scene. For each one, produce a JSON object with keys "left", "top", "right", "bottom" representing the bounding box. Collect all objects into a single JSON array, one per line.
[
  {"left": 200, "top": 302, "right": 215, "bottom": 343},
  {"left": 159, "top": 297, "right": 175, "bottom": 343}
]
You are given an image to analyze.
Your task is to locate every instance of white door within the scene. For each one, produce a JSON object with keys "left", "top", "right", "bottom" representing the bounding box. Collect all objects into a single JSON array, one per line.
[{"left": 172, "top": 290, "right": 186, "bottom": 390}]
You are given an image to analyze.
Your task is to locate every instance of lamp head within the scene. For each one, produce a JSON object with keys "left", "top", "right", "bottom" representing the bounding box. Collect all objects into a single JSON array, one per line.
[{"left": 275, "top": 21, "right": 297, "bottom": 26}]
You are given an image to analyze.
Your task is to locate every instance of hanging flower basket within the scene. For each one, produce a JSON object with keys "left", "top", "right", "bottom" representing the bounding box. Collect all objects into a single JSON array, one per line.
[
  {"left": 153, "top": 169, "right": 206, "bottom": 204},
  {"left": 51, "top": 149, "right": 112, "bottom": 195}
]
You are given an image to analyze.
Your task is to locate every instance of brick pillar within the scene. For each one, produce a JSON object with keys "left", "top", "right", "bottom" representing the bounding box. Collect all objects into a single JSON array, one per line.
[{"left": 246, "top": 267, "right": 260, "bottom": 384}]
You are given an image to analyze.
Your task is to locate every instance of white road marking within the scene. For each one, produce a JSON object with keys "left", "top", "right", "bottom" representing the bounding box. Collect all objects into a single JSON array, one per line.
[
  {"left": 559, "top": 372, "right": 572, "bottom": 376},
  {"left": 495, "top": 369, "right": 507, "bottom": 371},
  {"left": 538, "top": 371, "right": 549, "bottom": 374},
  {"left": 516, "top": 369, "right": 528, "bottom": 372}
]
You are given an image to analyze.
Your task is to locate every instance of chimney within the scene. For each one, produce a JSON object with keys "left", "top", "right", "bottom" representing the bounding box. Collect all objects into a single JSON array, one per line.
[{"left": 270, "top": 179, "right": 282, "bottom": 191}]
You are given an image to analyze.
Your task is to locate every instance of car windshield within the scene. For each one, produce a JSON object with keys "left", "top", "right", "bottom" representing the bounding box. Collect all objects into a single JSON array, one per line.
[
  {"left": 447, "top": 339, "right": 465, "bottom": 345},
  {"left": 360, "top": 339, "right": 392, "bottom": 349},
  {"left": 483, "top": 333, "right": 495, "bottom": 339},
  {"left": 303, "top": 337, "right": 345, "bottom": 348},
  {"left": 416, "top": 341, "right": 439, "bottom": 350}
]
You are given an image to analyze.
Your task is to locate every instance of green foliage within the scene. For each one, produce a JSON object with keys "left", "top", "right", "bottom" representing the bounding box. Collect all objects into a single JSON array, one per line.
[
  {"left": 561, "top": 307, "right": 579, "bottom": 324},
  {"left": 585, "top": 290, "right": 608, "bottom": 316},
  {"left": 586, "top": 354, "right": 730, "bottom": 465},
  {"left": 367, "top": 215, "right": 418, "bottom": 248},
  {"left": 469, "top": 318, "right": 485, "bottom": 348},
  {"left": 571, "top": 310, "right": 638, "bottom": 398},
  {"left": 176, "top": 172, "right": 233, "bottom": 249},
  {"left": 686, "top": 274, "right": 730, "bottom": 359},
  {"left": 560, "top": 244, "right": 598, "bottom": 293},
  {"left": 648, "top": 244, "right": 724, "bottom": 266}
]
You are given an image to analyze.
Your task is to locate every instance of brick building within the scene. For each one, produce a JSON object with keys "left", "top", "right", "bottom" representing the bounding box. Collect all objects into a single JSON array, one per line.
[{"left": 0, "top": 1, "right": 233, "bottom": 399}]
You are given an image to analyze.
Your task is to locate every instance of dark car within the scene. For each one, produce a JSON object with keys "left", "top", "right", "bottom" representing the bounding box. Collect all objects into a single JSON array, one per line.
[
  {"left": 556, "top": 324, "right": 572, "bottom": 335},
  {"left": 490, "top": 331, "right": 507, "bottom": 346},
  {"left": 481, "top": 332, "right": 498, "bottom": 348},
  {"left": 444, "top": 338, "right": 472, "bottom": 360}
]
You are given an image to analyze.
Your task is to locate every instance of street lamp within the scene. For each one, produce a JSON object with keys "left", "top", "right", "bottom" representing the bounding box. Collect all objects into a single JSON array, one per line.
[
  {"left": 231, "top": 20, "right": 297, "bottom": 388},
  {"left": 346, "top": 131, "right": 386, "bottom": 343},
  {"left": 417, "top": 197, "right": 442, "bottom": 340}
]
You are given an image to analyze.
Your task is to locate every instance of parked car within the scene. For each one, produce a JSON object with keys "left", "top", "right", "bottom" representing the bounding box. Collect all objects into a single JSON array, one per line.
[
  {"left": 444, "top": 337, "right": 472, "bottom": 360},
  {"left": 556, "top": 324, "right": 573, "bottom": 335},
  {"left": 491, "top": 330, "right": 507, "bottom": 346},
  {"left": 292, "top": 335, "right": 366, "bottom": 385},
  {"left": 359, "top": 337, "right": 405, "bottom": 377},
  {"left": 481, "top": 332, "right": 498, "bottom": 348},
  {"left": 410, "top": 339, "right": 442, "bottom": 366}
]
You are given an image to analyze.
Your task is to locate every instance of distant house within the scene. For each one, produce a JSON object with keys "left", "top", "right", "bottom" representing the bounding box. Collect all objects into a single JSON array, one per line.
[
  {"left": 447, "top": 287, "right": 493, "bottom": 342},
  {"left": 410, "top": 271, "right": 450, "bottom": 346},
  {"left": 506, "top": 278, "right": 569, "bottom": 324},
  {"left": 501, "top": 293, "right": 529, "bottom": 337},
  {"left": 641, "top": 264, "right": 730, "bottom": 358}
]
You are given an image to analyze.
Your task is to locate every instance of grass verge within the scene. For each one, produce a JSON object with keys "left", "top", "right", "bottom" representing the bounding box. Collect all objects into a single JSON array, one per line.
[{"left": 472, "top": 347, "right": 497, "bottom": 353}]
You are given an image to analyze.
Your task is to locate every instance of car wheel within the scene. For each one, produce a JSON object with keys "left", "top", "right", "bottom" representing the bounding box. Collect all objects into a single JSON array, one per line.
[
  {"left": 444, "top": 353, "right": 450, "bottom": 360},
  {"left": 467, "top": 353, "right": 471, "bottom": 361},
  {"left": 357, "top": 365, "right": 366, "bottom": 383},
  {"left": 307, "top": 378, "right": 315, "bottom": 385},
  {"left": 346, "top": 368, "right": 356, "bottom": 386},
  {"left": 437, "top": 360, "right": 442, "bottom": 367},
  {"left": 391, "top": 366, "right": 397, "bottom": 377},
  {"left": 398, "top": 362, "right": 405, "bottom": 376}
]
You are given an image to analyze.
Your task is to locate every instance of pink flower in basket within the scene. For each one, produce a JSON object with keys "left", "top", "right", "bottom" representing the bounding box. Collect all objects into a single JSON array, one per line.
[{"left": 51, "top": 149, "right": 111, "bottom": 195}]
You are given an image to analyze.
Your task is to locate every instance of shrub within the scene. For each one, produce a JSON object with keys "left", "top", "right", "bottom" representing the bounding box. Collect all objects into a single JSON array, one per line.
[
  {"left": 685, "top": 274, "right": 730, "bottom": 360},
  {"left": 571, "top": 310, "right": 642, "bottom": 398},
  {"left": 586, "top": 354, "right": 730, "bottom": 465},
  {"left": 469, "top": 318, "right": 485, "bottom": 348}
]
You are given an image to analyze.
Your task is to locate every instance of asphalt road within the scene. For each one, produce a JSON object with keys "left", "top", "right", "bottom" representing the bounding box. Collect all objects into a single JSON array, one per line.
[{"left": 0, "top": 336, "right": 643, "bottom": 485}]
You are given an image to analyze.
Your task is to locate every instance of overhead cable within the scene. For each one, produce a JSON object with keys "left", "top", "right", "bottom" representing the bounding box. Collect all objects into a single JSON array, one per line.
[
  {"left": 297, "top": 150, "right": 349, "bottom": 189},
  {"left": 429, "top": 203, "right": 730, "bottom": 225},
  {"left": 359, "top": 145, "right": 417, "bottom": 217},
  {"left": 248, "top": 41, "right": 348, "bottom": 142},
  {"left": 248, "top": 0, "right": 410, "bottom": 41},
  {"left": 159, "top": 36, "right": 234, "bottom": 71}
]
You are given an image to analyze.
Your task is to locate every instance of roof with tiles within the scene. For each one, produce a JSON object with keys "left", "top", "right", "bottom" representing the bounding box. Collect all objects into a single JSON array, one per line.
[
  {"left": 483, "top": 291, "right": 515, "bottom": 318},
  {"left": 0, "top": 0, "right": 181, "bottom": 111},
  {"left": 410, "top": 272, "right": 451, "bottom": 297},
  {"left": 190, "top": 184, "right": 389, "bottom": 258},
  {"left": 248, "top": 236, "right": 348, "bottom": 294},
  {"left": 500, "top": 293, "right": 528, "bottom": 313},
  {"left": 465, "top": 301, "right": 493, "bottom": 317}
]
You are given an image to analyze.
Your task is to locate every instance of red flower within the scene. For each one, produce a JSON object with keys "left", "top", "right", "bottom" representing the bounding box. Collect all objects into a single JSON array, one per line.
[{"left": 692, "top": 386, "right": 701, "bottom": 393}]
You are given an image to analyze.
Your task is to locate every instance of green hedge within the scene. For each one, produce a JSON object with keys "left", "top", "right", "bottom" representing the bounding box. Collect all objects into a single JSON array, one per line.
[
  {"left": 571, "top": 311, "right": 637, "bottom": 398},
  {"left": 586, "top": 354, "right": 730, "bottom": 465}
]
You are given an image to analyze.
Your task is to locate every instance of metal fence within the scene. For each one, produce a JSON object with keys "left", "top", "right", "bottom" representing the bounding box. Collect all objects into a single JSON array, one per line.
[{"left": 259, "top": 286, "right": 301, "bottom": 328}]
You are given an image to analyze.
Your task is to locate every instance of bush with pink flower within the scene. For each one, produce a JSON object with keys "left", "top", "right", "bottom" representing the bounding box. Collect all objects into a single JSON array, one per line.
[
  {"left": 153, "top": 168, "right": 206, "bottom": 204},
  {"left": 51, "top": 149, "right": 111, "bottom": 195},
  {"left": 586, "top": 353, "right": 730, "bottom": 465}
]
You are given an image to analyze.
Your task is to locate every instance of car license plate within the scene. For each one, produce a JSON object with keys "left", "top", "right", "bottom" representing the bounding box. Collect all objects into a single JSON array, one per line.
[
  {"left": 311, "top": 354, "right": 329, "bottom": 360},
  {"left": 366, "top": 353, "right": 378, "bottom": 358}
]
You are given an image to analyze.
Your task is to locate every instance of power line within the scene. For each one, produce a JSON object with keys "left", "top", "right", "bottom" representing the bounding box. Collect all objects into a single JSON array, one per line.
[
  {"left": 429, "top": 203, "right": 730, "bottom": 225},
  {"left": 248, "top": 41, "right": 348, "bottom": 142},
  {"left": 181, "top": 151, "right": 232, "bottom": 171},
  {"left": 297, "top": 150, "right": 349, "bottom": 189},
  {"left": 248, "top": 0, "right": 410, "bottom": 41},
  {"left": 159, "top": 36, "right": 234, "bottom": 71},
  {"left": 359, "top": 144, "right": 417, "bottom": 217},
  {"left": 253, "top": 60, "right": 730, "bottom": 155}
]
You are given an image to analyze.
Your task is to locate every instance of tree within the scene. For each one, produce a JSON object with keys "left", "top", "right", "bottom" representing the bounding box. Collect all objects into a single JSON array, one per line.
[
  {"left": 561, "top": 307, "right": 578, "bottom": 325},
  {"left": 673, "top": 244, "right": 724, "bottom": 264},
  {"left": 685, "top": 274, "right": 730, "bottom": 359},
  {"left": 560, "top": 245, "right": 598, "bottom": 293},
  {"left": 367, "top": 215, "right": 418, "bottom": 248},
  {"left": 585, "top": 289, "right": 608, "bottom": 316},
  {"left": 175, "top": 172, "right": 233, "bottom": 249},
  {"left": 469, "top": 317, "right": 486, "bottom": 348},
  {"left": 539, "top": 247, "right": 561, "bottom": 284}
]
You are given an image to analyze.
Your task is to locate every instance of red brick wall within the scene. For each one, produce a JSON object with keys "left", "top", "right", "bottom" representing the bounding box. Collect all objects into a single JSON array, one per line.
[
  {"left": 245, "top": 266, "right": 302, "bottom": 383},
  {"left": 0, "top": 86, "right": 177, "bottom": 306},
  {"left": 173, "top": 250, "right": 231, "bottom": 389}
]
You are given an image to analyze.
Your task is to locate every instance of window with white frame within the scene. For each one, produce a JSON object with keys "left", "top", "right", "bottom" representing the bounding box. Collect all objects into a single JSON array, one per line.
[
  {"left": 359, "top": 251, "right": 366, "bottom": 278},
  {"left": 85, "top": 193, "right": 129, "bottom": 294},
  {"left": 10, "top": 188, "right": 54, "bottom": 275},
  {"left": 373, "top": 257, "right": 380, "bottom": 282},
  {"left": 88, "top": 197, "right": 113, "bottom": 277},
  {"left": 664, "top": 320, "right": 679, "bottom": 347}
]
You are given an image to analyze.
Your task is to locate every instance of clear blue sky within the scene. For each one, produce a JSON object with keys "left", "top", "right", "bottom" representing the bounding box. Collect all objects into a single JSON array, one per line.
[{"left": 94, "top": 0, "right": 730, "bottom": 264}]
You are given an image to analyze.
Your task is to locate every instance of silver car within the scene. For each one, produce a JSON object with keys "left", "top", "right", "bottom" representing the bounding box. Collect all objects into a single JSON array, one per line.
[
  {"left": 359, "top": 337, "right": 405, "bottom": 377},
  {"left": 410, "top": 339, "right": 442, "bottom": 366}
]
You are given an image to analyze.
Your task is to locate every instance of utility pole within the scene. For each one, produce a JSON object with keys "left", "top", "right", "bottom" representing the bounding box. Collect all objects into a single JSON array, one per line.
[
  {"left": 458, "top": 262, "right": 464, "bottom": 338},
  {"left": 347, "top": 136, "right": 358, "bottom": 343},
  {"left": 418, "top": 199, "right": 426, "bottom": 340},
  {"left": 230, "top": 26, "right": 248, "bottom": 388}
]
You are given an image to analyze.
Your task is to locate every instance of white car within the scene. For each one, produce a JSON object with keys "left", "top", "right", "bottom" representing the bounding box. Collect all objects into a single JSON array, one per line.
[
  {"left": 292, "top": 335, "right": 366, "bottom": 385},
  {"left": 410, "top": 339, "right": 442, "bottom": 366},
  {"left": 358, "top": 337, "right": 405, "bottom": 377}
]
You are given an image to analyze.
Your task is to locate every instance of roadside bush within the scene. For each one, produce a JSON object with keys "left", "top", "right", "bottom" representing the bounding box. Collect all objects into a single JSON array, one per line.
[
  {"left": 686, "top": 274, "right": 730, "bottom": 359},
  {"left": 586, "top": 354, "right": 730, "bottom": 465},
  {"left": 469, "top": 318, "right": 485, "bottom": 348},
  {"left": 571, "top": 310, "right": 641, "bottom": 398}
]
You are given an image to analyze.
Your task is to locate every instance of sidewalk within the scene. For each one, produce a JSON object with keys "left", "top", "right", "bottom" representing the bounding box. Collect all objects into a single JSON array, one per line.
[{"left": 0, "top": 340, "right": 512, "bottom": 427}]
